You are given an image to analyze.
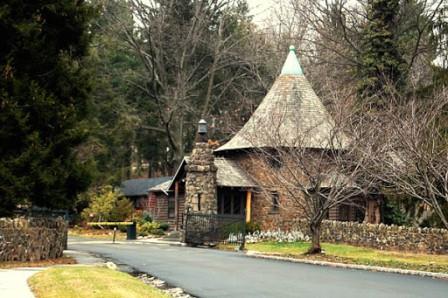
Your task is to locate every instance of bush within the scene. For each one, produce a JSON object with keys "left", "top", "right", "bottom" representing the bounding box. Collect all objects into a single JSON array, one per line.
[
  {"left": 110, "top": 198, "right": 133, "bottom": 222},
  {"left": 139, "top": 211, "right": 153, "bottom": 224},
  {"left": 159, "top": 223, "right": 170, "bottom": 231},
  {"left": 81, "top": 186, "right": 118, "bottom": 222},
  {"left": 80, "top": 186, "right": 132, "bottom": 222},
  {"left": 138, "top": 221, "right": 164, "bottom": 236}
]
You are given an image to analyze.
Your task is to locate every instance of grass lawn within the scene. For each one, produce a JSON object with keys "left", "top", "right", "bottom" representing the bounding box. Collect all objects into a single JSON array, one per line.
[
  {"left": 239, "top": 242, "right": 448, "bottom": 273},
  {"left": 0, "top": 256, "right": 76, "bottom": 269},
  {"left": 69, "top": 227, "right": 127, "bottom": 241},
  {"left": 28, "top": 266, "right": 170, "bottom": 298}
]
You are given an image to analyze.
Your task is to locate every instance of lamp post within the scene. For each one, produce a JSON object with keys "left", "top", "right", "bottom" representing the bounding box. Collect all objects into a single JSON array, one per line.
[{"left": 197, "top": 119, "right": 208, "bottom": 142}]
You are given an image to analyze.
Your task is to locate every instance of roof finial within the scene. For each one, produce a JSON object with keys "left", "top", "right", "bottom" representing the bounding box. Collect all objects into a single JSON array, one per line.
[{"left": 281, "top": 45, "right": 303, "bottom": 76}]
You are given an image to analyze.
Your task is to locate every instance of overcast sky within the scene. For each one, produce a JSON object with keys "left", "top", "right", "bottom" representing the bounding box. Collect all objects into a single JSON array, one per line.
[{"left": 246, "top": 0, "right": 276, "bottom": 24}]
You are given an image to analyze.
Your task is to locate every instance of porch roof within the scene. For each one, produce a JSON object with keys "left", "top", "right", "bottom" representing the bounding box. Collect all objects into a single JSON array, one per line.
[
  {"left": 155, "top": 156, "right": 258, "bottom": 193},
  {"left": 121, "top": 176, "right": 171, "bottom": 197},
  {"left": 215, "top": 157, "right": 257, "bottom": 188}
]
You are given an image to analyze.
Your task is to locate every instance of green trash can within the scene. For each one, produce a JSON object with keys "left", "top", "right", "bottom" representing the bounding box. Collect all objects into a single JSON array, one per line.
[{"left": 127, "top": 222, "right": 137, "bottom": 240}]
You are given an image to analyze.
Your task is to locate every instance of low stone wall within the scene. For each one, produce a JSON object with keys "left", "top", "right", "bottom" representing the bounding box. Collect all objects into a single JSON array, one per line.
[
  {"left": 0, "top": 217, "right": 68, "bottom": 262},
  {"left": 289, "top": 220, "right": 448, "bottom": 254}
]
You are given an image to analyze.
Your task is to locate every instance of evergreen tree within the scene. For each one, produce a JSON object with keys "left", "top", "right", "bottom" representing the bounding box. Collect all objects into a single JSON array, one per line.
[
  {"left": 84, "top": 0, "right": 142, "bottom": 185},
  {"left": 0, "top": 1, "right": 96, "bottom": 216},
  {"left": 358, "top": 0, "right": 407, "bottom": 101}
]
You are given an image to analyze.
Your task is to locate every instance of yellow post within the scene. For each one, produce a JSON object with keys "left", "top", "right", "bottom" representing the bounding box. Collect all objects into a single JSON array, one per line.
[{"left": 245, "top": 191, "right": 252, "bottom": 223}]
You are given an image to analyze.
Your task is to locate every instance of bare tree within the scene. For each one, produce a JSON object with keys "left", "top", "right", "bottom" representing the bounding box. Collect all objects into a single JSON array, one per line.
[
  {"left": 109, "top": 0, "right": 271, "bottom": 169},
  {"left": 264, "top": 0, "right": 446, "bottom": 94},
  {"left": 362, "top": 89, "right": 448, "bottom": 228}
]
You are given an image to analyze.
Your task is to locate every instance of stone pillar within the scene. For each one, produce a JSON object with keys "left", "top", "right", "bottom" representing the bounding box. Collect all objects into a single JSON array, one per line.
[{"left": 185, "top": 142, "right": 217, "bottom": 214}]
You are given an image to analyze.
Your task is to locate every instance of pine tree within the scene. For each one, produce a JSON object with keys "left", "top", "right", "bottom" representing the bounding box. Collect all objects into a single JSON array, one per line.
[
  {"left": 84, "top": 0, "right": 142, "bottom": 184},
  {"left": 358, "top": 0, "right": 407, "bottom": 101},
  {"left": 0, "top": 1, "right": 96, "bottom": 216}
]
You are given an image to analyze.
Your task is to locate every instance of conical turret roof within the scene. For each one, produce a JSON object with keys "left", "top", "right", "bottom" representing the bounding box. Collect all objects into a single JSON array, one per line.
[{"left": 216, "top": 46, "right": 348, "bottom": 152}]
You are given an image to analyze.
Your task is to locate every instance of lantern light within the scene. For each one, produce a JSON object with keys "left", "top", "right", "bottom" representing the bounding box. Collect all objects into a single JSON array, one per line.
[{"left": 198, "top": 119, "right": 207, "bottom": 134}]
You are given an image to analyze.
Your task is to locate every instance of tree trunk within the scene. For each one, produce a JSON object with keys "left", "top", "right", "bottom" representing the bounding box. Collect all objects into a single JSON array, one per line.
[{"left": 308, "top": 222, "right": 322, "bottom": 254}]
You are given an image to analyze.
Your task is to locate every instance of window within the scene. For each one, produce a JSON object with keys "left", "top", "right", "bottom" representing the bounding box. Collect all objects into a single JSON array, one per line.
[
  {"left": 168, "top": 197, "right": 175, "bottom": 218},
  {"left": 271, "top": 192, "right": 280, "bottom": 212},
  {"left": 218, "top": 190, "right": 244, "bottom": 215},
  {"left": 192, "top": 193, "right": 201, "bottom": 211},
  {"left": 218, "top": 194, "right": 223, "bottom": 214},
  {"left": 224, "top": 196, "right": 232, "bottom": 214},
  {"left": 233, "top": 195, "right": 242, "bottom": 214},
  {"left": 197, "top": 193, "right": 201, "bottom": 211}
]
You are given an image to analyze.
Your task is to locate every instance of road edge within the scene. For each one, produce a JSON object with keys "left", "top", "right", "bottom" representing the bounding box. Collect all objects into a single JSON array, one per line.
[{"left": 245, "top": 250, "right": 448, "bottom": 280}]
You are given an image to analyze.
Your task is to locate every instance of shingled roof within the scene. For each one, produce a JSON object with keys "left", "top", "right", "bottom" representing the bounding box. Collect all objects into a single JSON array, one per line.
[
  {"left": 121, "top": 177, "right": 172, "bottom": 197},
  {"left": 159, "top": 157, "right": 257, "bottom": 192},
  {"left": 215, "top": 157, "right": 257, "bottom": 188},
  {"left": 216, "top": 46, "right": 348, "bottom": 152}
]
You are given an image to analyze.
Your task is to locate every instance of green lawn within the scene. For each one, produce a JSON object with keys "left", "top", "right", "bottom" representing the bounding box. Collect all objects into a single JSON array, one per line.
[
  {"left": 243, "top": 242, "right": 448, "bottom": 273},
  {"left": 28, "top": 266, "right": 170, "bottom": 298}
]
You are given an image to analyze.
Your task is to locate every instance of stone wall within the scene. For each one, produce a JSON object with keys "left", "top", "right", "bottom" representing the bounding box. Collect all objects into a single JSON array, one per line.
[
  {"left": 0, "top": 217, "right": 68, "bottom": 262},
  {"left": 185, "top": 142, "right": 217, "bottom": 214},
  {"left": 288, "top": 219, "right": 448, "bottom": 254}
]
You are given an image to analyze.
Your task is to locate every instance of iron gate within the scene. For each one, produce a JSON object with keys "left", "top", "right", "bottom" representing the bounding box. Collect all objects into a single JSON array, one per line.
[{"left": 184, "top": 211, "right": 246, "bottom": 249}]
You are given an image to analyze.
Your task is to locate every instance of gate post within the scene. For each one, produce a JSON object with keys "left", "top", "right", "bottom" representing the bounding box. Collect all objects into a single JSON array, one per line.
[
  {"left": 239, "top": 216, "right": 246, "bottom": 251},
  {"left": 183, "top": 209, "right": 190, "bottom": 244}
]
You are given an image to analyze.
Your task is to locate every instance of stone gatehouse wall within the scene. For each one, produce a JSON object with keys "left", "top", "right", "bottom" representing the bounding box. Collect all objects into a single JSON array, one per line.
[
  {"left": 0, "top": 217, "right": 68, "bottom": 262},
  {"left": 185, "top": 142, "right": 217, "bottom": 214},
  {"left": 287, "top": 220, "right": 447, "bottom": 254}
]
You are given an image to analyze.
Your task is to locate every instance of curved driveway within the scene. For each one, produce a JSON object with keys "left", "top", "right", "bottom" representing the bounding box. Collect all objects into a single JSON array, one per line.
[{"left": 69, "top": 238, "right": 448, "bottom": 298}]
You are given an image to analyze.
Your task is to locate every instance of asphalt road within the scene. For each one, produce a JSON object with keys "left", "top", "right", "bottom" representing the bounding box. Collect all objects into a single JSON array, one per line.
[{"left": 69, "top": 238, "right": 448, "bottom": 298}]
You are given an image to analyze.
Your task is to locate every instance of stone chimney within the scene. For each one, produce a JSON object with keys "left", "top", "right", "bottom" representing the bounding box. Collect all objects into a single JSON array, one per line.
[{"left": 185, "top": 119, "right": 217, "bottom": 214}]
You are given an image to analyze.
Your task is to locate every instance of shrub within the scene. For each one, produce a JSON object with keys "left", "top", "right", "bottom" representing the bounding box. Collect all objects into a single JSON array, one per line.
[
  {"left": 80, "top": 186, "right": 134, "bottom": 223},
  {"left": 159, "top": 223, "right": 170, "bottom": 231},
  {"left": 81, "top": 186, "right": 120, "bottom": 222},
  {"left": 139, "top": 211, "right": 153, "bottom": 224},
  {"left": 109, "top": 198, "right": 133, "bottom": 222},
  {"left": 138, "top": 221, "right": 164, "bottom": 236}
]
